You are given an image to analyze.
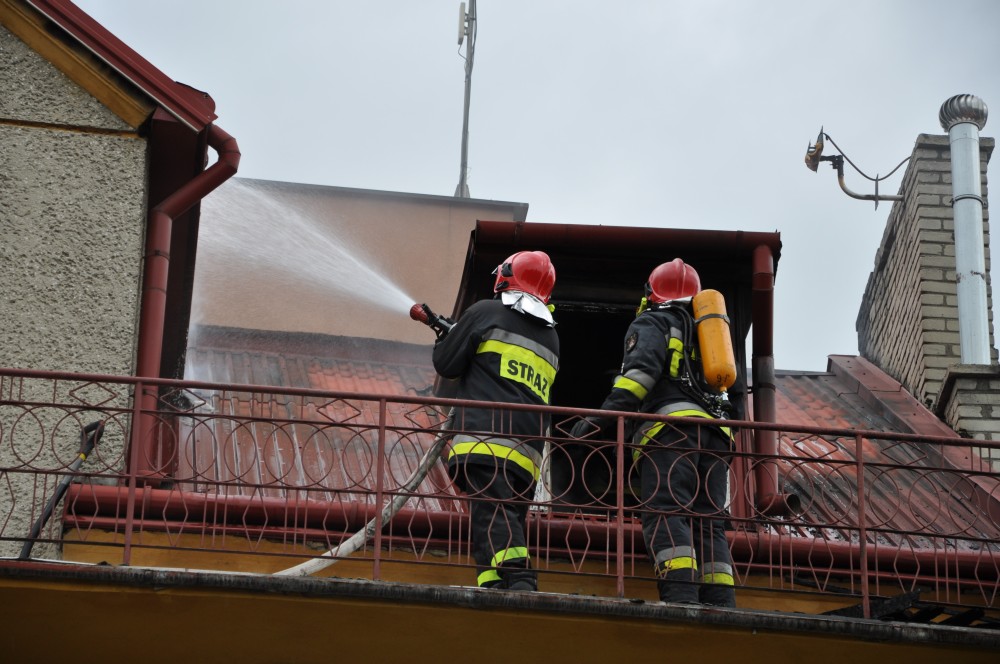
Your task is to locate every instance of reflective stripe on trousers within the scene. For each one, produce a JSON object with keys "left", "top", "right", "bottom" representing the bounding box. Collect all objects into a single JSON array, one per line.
[
  {"left": 477, "top": 546, "right": 530, "bottom": 587},
  {"left": 449, "top": 434, "right": 543, "bottom": 481},
  {"left": 633, "top": 402, "right": 732, "bottom": 461}
]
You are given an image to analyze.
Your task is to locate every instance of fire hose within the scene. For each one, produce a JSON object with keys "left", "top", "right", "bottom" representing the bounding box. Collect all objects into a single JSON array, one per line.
[
  {"left": 275, "top": 304, "right": 454, "bottom": 577},
  {"left": 19, "top": 420, "right": 104, "bottom": 560}
]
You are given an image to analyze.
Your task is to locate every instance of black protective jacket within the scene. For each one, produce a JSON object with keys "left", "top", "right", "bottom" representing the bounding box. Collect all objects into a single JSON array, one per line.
[
  {"left": 592, "top": 302, "right": 741, "bottom": 437},
  {"left": 433, "top": 299, "right": 560, "bottom": 481}
]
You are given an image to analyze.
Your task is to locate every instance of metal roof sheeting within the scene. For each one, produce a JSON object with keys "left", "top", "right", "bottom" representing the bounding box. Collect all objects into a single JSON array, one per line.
[
  {"left": 771, "top": 356, "right": 1000, "bottom": 548},
  {"left": 181, "top": 328, "right": 459, "bottom": 512}
]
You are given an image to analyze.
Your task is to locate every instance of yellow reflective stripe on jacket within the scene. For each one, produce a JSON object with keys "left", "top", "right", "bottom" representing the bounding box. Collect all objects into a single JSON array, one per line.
[
  {"left": 633, "top": 409, "right": 732, "bottom": 461},
  {"left": 612, "top": 368, "right": 657, "bottom": 400},
  {"left": 701, "top": 572, "right": 735, "bottom": 586},
  {"left": 477, "top": 338, "right": 557, "bottom": 403},
  {"left": 612, "top": 375, "right": 648, "bottom": 400},
  {"left": 448, "top": 439, "right": 541, "bottom": 480},
  {"left": 667, "top": 336, "right": 685, "bottom": 378},
  {"left": 482, "top": 329, "right": 559, "bottom": 368},
  {"left": 478, "top": 569, "right": 502, "bottom": 587},
  {"left": 490, "top": 547, "right": 529, "bottom": 568}
]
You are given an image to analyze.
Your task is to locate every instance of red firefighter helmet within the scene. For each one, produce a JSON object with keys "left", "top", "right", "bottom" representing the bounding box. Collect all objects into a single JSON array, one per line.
[
  {"left": 645, "top": 258, "right": 701, "bottom": 303},
  {"left": 493, "top": 251, "right": 556, "bottom": 303}
]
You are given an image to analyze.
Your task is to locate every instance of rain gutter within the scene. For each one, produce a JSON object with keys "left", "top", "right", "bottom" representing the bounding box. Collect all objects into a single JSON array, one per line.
[
  {"left": 751, "top": 244, "right": 799, "bottom": 516},
  {"left": 473, "top": 220, "right": 783, "bottom": 254},
  {"left": 133, "top": 125, "right": 240, "bottom": 480}
]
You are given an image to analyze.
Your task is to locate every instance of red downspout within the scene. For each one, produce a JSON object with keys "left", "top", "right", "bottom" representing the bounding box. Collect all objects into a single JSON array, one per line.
[
  {"left": 751, "top": 244, "right": 799, "bottom": 516},
  {"left": 132, "top": 124, "right": 240, "bottom": 480}
]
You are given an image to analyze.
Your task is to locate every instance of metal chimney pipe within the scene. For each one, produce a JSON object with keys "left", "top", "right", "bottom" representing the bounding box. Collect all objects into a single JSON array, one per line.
[{"left": 939, "top": 94, "right": 990, "bottom": 364}]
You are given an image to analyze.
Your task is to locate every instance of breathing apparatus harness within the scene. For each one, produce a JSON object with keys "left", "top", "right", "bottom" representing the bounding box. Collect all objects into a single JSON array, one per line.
[{"left": 640, "top": 298, "right": 732, "bottom": 420}]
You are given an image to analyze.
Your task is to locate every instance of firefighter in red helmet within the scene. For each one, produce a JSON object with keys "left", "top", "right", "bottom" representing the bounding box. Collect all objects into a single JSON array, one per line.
[
  {"left": 432, "top": 250, "right": 559, "bottom": 591},
  {"left": 572, "top": 258, "right": 738, "bottom": 606}
]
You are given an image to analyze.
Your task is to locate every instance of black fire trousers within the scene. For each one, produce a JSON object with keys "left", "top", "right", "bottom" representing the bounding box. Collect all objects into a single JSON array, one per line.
[
  {"left": 639, "top": 423, "right": 734, "bottom": 604},
  {"left": 454, "top": 461, "right": 536, "bottom": 589}
]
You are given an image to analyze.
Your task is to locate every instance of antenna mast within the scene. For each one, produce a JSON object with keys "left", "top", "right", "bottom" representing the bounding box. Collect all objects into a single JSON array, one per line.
[{"left": 454, "top": 1, "right": 476, "bottom": 198}]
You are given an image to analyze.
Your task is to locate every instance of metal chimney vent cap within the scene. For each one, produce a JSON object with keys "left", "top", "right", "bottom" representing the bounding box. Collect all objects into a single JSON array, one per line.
[{"left": 939, "top": 94, "right": 988, "bottom": 131}]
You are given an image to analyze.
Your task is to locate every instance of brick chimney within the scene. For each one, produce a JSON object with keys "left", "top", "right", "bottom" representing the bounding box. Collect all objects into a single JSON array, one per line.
[{"left": 856, "top": 126, "right": 998, "bottom": 465}]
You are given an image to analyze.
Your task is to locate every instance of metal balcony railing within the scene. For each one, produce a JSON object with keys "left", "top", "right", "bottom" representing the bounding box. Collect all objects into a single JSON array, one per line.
[{"left": 1, "top": 368, "right": 998, "bottom": 624}]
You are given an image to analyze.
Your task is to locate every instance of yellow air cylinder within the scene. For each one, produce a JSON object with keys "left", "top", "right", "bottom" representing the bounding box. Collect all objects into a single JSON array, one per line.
[{"left": 692, "top": 289, "right": 737, "bottom": 392}]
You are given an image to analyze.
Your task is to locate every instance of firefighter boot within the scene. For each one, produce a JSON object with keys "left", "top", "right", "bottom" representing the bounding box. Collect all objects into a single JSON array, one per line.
[
  {"left": 501, "top": 562, "right": 537, "bottom": 591},
  {"left": 507, "top": 579, "right": 537, "bottom": 591},
  {"left": 657, "top": 568, "right": 699, "bottom": 604},
  {"left": 699, "top": 583, "right": 736, "bottom": 608}
]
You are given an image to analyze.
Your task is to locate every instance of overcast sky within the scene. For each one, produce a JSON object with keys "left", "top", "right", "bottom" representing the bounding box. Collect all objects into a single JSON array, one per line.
[{"left": 76, "top": 0, "right": 1000, "bottom": 371}]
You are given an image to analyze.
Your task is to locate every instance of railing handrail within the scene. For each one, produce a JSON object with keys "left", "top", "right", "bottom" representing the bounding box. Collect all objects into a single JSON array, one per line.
[{"left": 3, "top": 366, "right": 998, "bottom": 449}]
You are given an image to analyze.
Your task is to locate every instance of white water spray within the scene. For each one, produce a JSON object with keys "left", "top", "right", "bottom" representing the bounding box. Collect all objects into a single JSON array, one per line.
[{"left": 197, "top": 179, "right": 418, "bottom": 321}]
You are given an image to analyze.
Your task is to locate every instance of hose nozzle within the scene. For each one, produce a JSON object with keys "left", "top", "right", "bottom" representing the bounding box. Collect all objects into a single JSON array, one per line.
[
  {"left": 409, "top": 303, "right": 429, "bottom": 324},
  {"left": 410, "top": 303, "right": 454, "bottom": 338}
]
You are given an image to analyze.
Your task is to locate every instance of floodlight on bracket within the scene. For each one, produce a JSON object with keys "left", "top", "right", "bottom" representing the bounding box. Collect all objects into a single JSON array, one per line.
[{"left": 804, "top": 127, "right": 909, "bottom": 210}]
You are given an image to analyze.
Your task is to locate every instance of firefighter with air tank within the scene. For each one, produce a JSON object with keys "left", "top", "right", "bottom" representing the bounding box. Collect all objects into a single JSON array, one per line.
[{"left": 572, "top": 258, "right": 740, "bottom": 607}]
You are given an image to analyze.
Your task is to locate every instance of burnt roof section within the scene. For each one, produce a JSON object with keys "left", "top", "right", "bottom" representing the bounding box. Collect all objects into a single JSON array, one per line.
[
  {"left": 187, "top": 326, "right": 436, "bottom": 395},
  {"left": 232, "top": 177, "right": 530, "bottom": 220}
]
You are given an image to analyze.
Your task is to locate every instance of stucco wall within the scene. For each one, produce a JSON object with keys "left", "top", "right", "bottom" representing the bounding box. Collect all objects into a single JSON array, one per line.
[
  {"left": 0, "top": 25, "right": 148, "bottom": 558},
  {"left": 0, "top": 25, "right": 147, "bottom": 374}
]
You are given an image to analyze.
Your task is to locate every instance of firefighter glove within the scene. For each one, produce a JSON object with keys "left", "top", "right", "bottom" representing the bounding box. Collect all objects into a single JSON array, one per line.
[{"left": 570, "top": 417, "right": 604, "bottom": 440}]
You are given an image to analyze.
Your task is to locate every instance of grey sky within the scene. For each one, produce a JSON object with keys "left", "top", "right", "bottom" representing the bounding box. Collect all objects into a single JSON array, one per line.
[{"left": 76, "top": 0, "right": 1000, "bottom": 371}]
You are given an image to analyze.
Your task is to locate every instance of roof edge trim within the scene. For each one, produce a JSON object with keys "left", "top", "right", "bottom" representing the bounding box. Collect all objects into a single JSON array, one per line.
[
  {"left": 26, "top": 0, "right": 216, "bottom": 131},
  {"left": 473, "top": 220, "right": 782, "bottom": 260}
]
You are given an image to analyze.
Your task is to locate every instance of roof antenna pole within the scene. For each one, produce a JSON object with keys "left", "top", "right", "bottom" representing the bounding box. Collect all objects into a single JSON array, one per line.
[{"left": 454, "top": 1, "right": 476, "bottom": 198}]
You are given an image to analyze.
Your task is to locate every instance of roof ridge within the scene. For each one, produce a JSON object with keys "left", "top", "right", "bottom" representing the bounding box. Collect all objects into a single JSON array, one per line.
[{"left": 826, "top": 355, "right": 958, "bottom": 438}]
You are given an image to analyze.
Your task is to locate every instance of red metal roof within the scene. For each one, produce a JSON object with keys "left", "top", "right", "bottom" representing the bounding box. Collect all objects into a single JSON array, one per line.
[
  {"left": 28, "top": 0, "right": 217, "bottom": 131},
  {"left": 181, "top": 327, "right": 457, "bottom": 511},
  {"left": 770, "top": 355, "right": 1000, "bottom": 548}
]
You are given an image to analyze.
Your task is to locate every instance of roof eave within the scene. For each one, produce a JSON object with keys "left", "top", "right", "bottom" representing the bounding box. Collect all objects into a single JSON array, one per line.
[{"left": 22, "top": 0, "right": 216, "bottom": 131}]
